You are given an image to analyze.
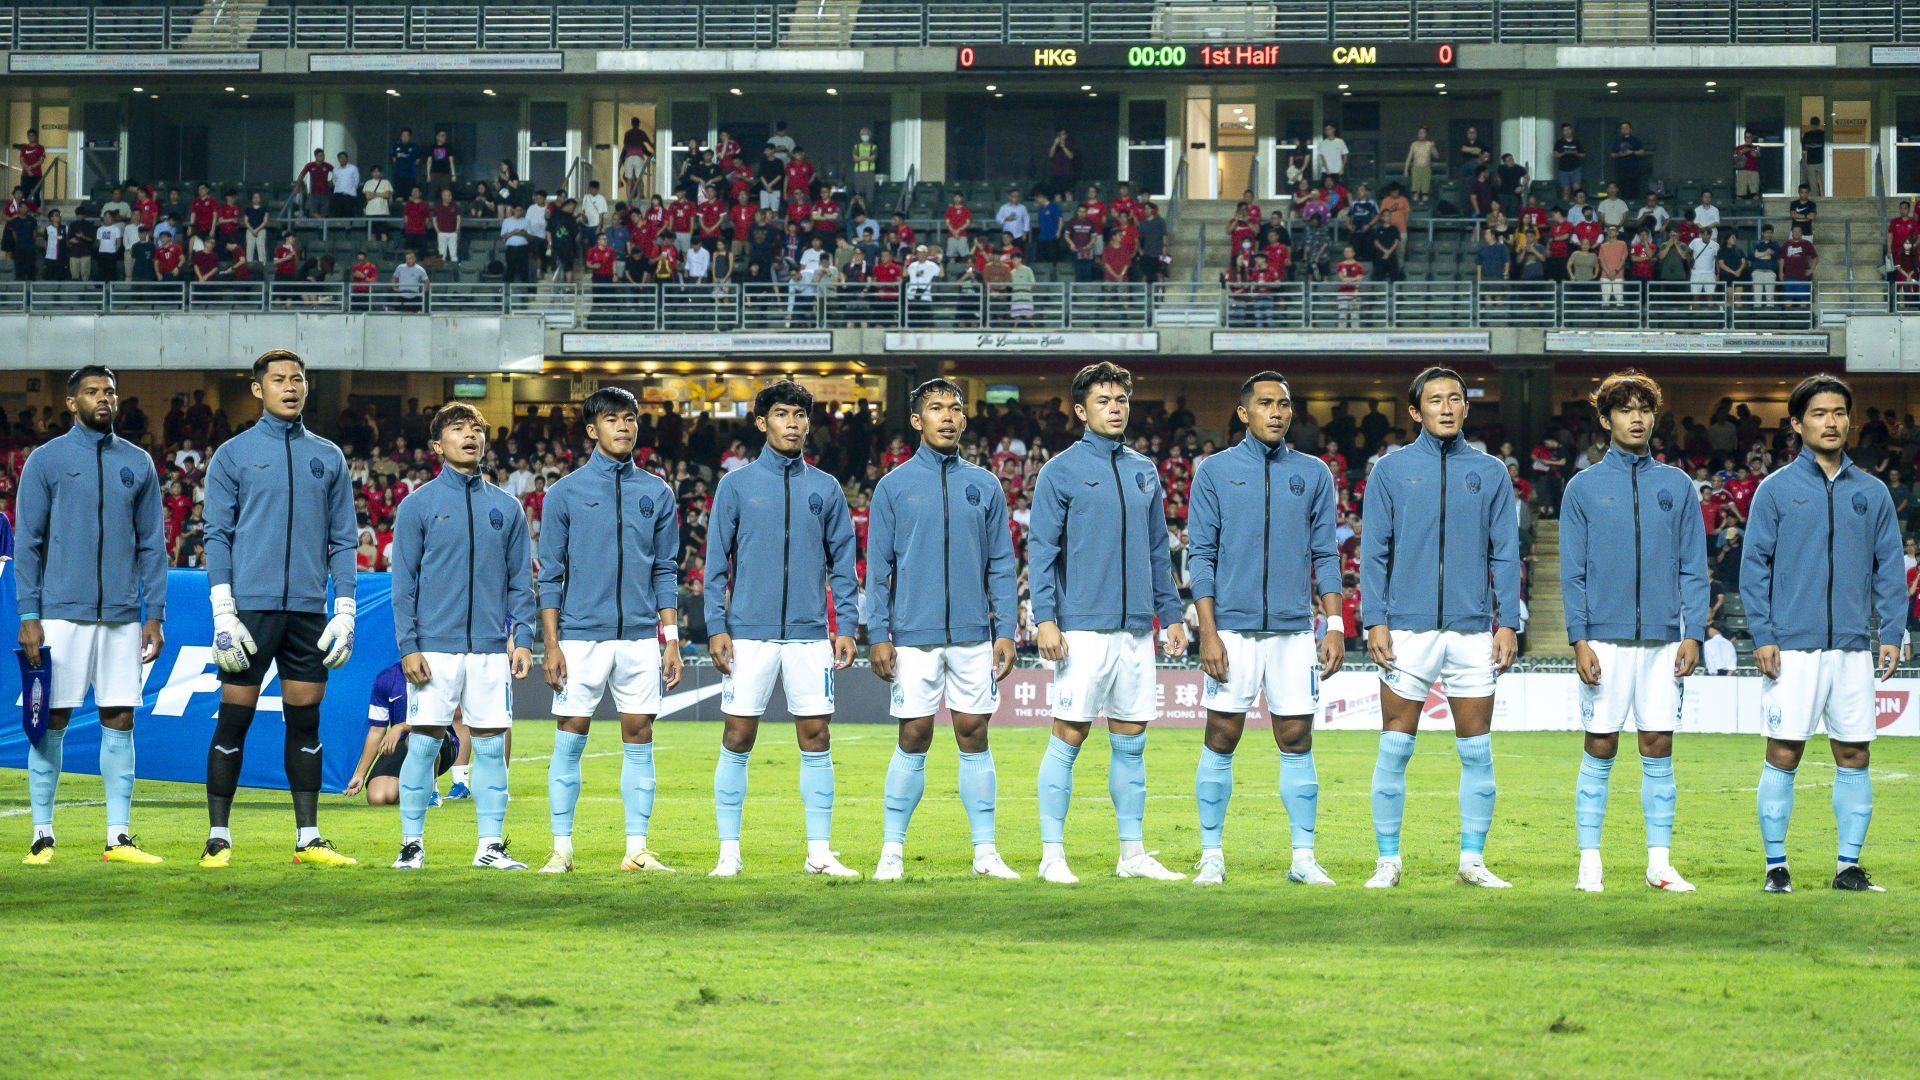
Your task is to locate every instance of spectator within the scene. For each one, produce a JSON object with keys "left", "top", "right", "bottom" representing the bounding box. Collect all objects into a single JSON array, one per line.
[
  {"left": 850, "top": 126, "right": 880, "bottom": 206},
  {"left": 1749, "top": 224, "right": 1781, "bottom": 306},
  {"left": 1403, "top": 125, "right": 1436, "bottom": 205},
  {"left": 189, "top": 183, "right": 217, "bottom": 238},
  {"left": 392, "top": 249, "right": 429, "bottom": 311},
  {"left": 93, "top": 210, "right": 123, "bottom": 282},
  {"left": 330, "top": 151, "right": 362, "bottom": 218},
  {"left": 1609, "top": 121, "right": 1647, "bottom": 200},
  {"left": 65, "top": 205, "right": 94, "bottom": 281},
  {"left": 1370, "top": 209, "right": 1402, "bottom": 282},
  {"left": 1691, "top": 190, "right": 1720, "bottom": 231},
  {"left": 766, "top": 120, "right": 796, "bottom": 161},
  {"left": 1597, "top": 226, "right": 1629, "bottom": 305},
  {"left": 500, "top": 205, "right": 532, "bottom": 283},
  {"left": 1734, "top": 130, "right": 1762, "bottom": 201},
  {"left": 1687, "top": 226, "right": 1721, "bottom": 306},
  {"left": 1716, "top": 229, "right": 1748, "bottom": 307},
  {"left": 1596, "top": 182, "right": 1629, "bottom": 232},
  {"left": 1045, "top": 129, "right": 1076, "bottom": 197},
  {"left": 943, "top": 192, "right": 972, "bottom": 259},
  {"left": 1494, "top": 152, "right": 1528, "bottom": 217},
  {"left": 17, "top": 127, "right": 45, "bottom": 203},
  {"left": 783, "top": 147, "right": 816, "bottom": 203},
  {"left": 1634, "top": 192, "right": 1670, "bottom": 240},
  {"left": 1781, "top": 223, "right": 1818, "bottom": 305},
  {"left": 1475, "top": 227, "right": 1510, "bottom": 288},
  {"left": 244, "top": 191, "right": 271, "bottom": 266},
  {"left": 1789, "top": 183, "right": 1818, "bottom": 238},
  {"left": 1554, "top": 122, "right": 1585, "bottom": 200},
  {"left": 755, "top": 145, "right": 784, "bottom": 213},
  {"left": 580, "top": 180, "right": 609, "bottom": 245},
  {"left": 1457, "top": 126, "right": 1489, "bottom": 174},
  {"left": 297, "top": 152, "right": 333, "bottom": 218},
  {"left": 1064, "top": 204, "right": 1097, "bottom": 281},
  {"left": 1800, "top": 115, "right": 1826, "bottom": 193},
  {"left": 390, "top": 127, "right": 420, "bottom": 196},
  {"left": 995, "top": 189, "right": 1030, "bottom": 250},
  {"left": 1703, "top": 624, "right": 1737, "bottom": 673},
  {"left": 273, "top": 232, "right": 300, "bottom": 280},
  {"left": 1315, "top": 123, "right": 1349, "bottom": 185},
  {"left": 525, "top": 190, "right": 550, "bottom": 270},
  {"left": 349, "top": 249, "right": 377, "bottom": 310},
  {"left": 619, "top": 119, "right": 654, "bottom": 202},
  {"left": 1468, "top": 167, "right": 1495, "bottom": 218},
  {"left": 494, "top": 160, "right": 523, "bottom": 207},
  {"left": 427, "top": 129, "right": 457, "bottom": 197},
  {"left": 127, "top": 225, "right": 156, "bottom": 283},
  {"left": 433, "top": 188, "right": 462, "bottom": 265}
]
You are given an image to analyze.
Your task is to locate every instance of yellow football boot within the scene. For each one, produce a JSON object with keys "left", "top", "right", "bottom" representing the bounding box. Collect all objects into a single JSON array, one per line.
[
  {"left": 198, "top": 837, "right": 232, "bottom": 868},
  {"left": 620, "top": 849, "right": 677, "bottom": 874},
  {"left": 292, "top": 838, "right": 358, "bottom": 866},
  {"left": 102, "top": 835, "right": 164, "bottom": 864},
  {"left": 22, "top": 837, "right": 55, "bottom": 865}
]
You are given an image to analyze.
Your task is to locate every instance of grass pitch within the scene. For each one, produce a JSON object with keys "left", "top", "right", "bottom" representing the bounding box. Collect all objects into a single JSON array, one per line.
[{"left": 3, "top": 726, "right": 1918, "bottom": 1078}]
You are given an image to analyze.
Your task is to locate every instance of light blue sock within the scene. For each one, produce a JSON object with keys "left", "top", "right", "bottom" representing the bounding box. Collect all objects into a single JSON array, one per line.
[
  {"left": 1833, "top": 766, "right": 1872, "bottom": 863},
  {"left": 1280, "top": 750, "right": 1319, "bottom": 851},
  {"left": 1457, "top": 734, "right": 1495, "bottom": 855},
  {"left": 99, "top": 727, "right": 135, "bottom": 836},
  {"left": 472, "top": 734, "right": 509, "bottom": 839},
  {"left": 882, "top": 747, "right": 927, "bottom": 844},
  {"left": 27, "top": 727, "right": 64, "bottom": 829},
  {"left": 956, "top": 749, "right": 998, "bottom": 846},
  {"left": 1758, "top": 761, "right": 1796, "bottom": 865},
  {"left": 398, "top": 733, "right": 443, "bottom": 840},
  {"left": 1037, "top": 735, "right": 1080, "bottom": 845},
  {"left": 798, "top": 749, "right": 835, "bottom": 842},
  {"left": 547, "top": 729, "right": 589, "bottom": 838},
  {"left": 1641, "top": 754, "right": 1676, "bottom": 851},
  {"left": 1371, "top": 730, "right": 1416, "bottom": 857},
  {"left": 1194, "top": 746, "right": 1234, "bottom": 851},
  {"left": 1575, "top": 751, "right": 1615, "bottom": 850},
  {"left": 714, "top": 747, "right": 750, "bottom": 841},
  {"left": 1108, "top": 731, "right": 1148, "bottom": 844},
  {"left": 621, "top": 742, "right": 656, "bottom": 838}
]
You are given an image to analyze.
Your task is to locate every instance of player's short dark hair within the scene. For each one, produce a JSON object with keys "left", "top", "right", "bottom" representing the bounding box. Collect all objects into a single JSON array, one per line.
[
  {"left": 1789, "top": 374, "right": 1852, "bottom": 420},
  {"left": 1239, "top": 370, "right": 1288, "bottom": 406},
  {"left": 754, "top": 379, "right": 813, "bottom": 417},
  {"left": 430, "top": 402, "right": 486, "bottom": 443},
  {"left": 1407, "top": 366, "right": 1465, "bottom": 406},
  {"left": 251, "top": 349, "right": 305, "bottom": 382},
  {"left": 582, "top": 386, "right": 639, "bottom": 426},
  {"left": 67, "top": 364, "right": 115, "bottom": 394},
  {"left": 909, "top": 378, "right": 964, "bottom": 414},
  {"left": 1589, "top": 369, "right": 1663, "bottom": 416},
  {"left": 1071, "top": 361, "right": 1133, "bottom": 407}
]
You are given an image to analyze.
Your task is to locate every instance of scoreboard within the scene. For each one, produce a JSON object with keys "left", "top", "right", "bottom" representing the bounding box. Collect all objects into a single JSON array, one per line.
[{"left": 955, "top": 42, "right": 1456, "bottom": 72}]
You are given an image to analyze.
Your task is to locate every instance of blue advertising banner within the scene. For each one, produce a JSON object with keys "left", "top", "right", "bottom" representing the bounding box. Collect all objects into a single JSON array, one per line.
[{"left": 0, "top": 567, "right": 398, "bottom": 794}]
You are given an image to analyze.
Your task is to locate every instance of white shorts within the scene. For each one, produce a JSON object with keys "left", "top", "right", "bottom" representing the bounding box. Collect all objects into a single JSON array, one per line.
[
  {"left": 722, "top": 639, "right": 835, "bottom": 718},
  {"left": 408, "top": 652, "right": 514, "bottom": 730},
  {"left": 1762, "top": 648, "right": 1876, "bottom": 743},
  {"left": 42, "top": 619, "right": 144, "bottom": 709},
  {"left": 552, "top": 638, "right": 661, "bottom": 717},
  {"left": 620, "top": 154, "right": 649, "bottom": 180},
  {"left": 889, "top": 641, "right": 997, "bottom": 718},
  {"left": 1052, "top": 630, "right": 1157, "bottom": 723},
  {"left": 1202, "top": 630, "right": 1320, "bottom": 716},
  {"left": 1379, "top": 629, "right": 1497, "bottom": 703},
  {"left": 1576, "top": 640, "right": 1682, "bottom": 734}
]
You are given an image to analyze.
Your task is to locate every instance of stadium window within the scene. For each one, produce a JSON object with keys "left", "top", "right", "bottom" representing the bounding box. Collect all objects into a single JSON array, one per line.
[
  {"left": 1744, "top": 95, "right": 1789, "bottom": 197},
  {"left": 1897, "top": 95, "right": 1920, "bottom": 197}
]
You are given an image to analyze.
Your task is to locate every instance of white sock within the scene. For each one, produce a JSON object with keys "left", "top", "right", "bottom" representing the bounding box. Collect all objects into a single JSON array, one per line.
[
  {"left": 553, "top": 836, "right": 573, "bottom": 857},
  {"left": 404, "top": 835, "right": 422, "bottom": 846},
  {"left": 34, "top": 825, "right": 53, "bottom": 841},
  {"left": 1579, "top": 848, "right": 1602, "bottom": 868},
  {"left": 1459, "top": 851, "right": 1485, "bottom": 868},
  {"left": 1041, "top": 842, "right": 1066, "bottom": 863},
  {"left": 478, "top": 835, "right": 502, "bottom": 853},
  {"left": 1379, "top": 853, "right": 1402, "bottom": 866},
  {"left": 1292, "top": 848, "right": 1315, "bottom": 865},
  {"left": 718, "top": 838, "right": 741, "bottom": 862},
  {"left": 1118, "top": 839, "right": 1145, "bottom": 861},
  {"left": 1648, "top": 846, "right": 1670, "bottom": 871},
  {"left": 209, "top": 826, "right": 231, "bottom": 842},
  {"left": 297, "top": 826, "right": 320, "bottom": 847},
  {"left": 451, "top": 765, "right": 470, "bottom": 784},
  {"left": 972, "top": 843, "right": 998, "bottom": 861},
  {"left": 1202, "top": 846, "right": 1223, "bottom": 860},
  {"left": 880, "top": 840, "right": 904, "bottom": 861},
  {"left": 108, "top": 826, "right": 128, "bottom": 846},
  {"left": 627, "top": 835, "right": 648, "bottom": 858},
  {"left": 807, "top": 838, "right": 833, "bottom": 863}
]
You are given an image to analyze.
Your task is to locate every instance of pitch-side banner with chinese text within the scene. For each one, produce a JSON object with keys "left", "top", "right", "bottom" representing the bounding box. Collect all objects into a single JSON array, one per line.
[{"left": 0, "top": 567, "right": 398, "bottom": 793}]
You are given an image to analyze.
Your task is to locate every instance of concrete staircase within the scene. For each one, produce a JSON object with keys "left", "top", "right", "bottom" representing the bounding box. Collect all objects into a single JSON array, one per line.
[
  {"left": 177, "top": 0, "right": 269, "bottom": 49},
  {"left": 1169, "top": 198, "right": 1244, "bottom": 282},
  {"left": 1761, "top": 195, "right": 1887, "bottom": 283},
  {"left": 1526, "top": 518, "right": 1571, "bottom": 658}
]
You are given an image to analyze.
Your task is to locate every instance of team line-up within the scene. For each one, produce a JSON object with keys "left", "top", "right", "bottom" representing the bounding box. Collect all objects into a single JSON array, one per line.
[{"left": 12, "top": 354, "right": 1904, "bottom": 893}]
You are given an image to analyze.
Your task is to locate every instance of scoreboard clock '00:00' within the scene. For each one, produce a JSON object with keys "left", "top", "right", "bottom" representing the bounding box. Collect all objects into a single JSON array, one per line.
[{"left": 954, "top": 43, "right": 1456, "bottom": 71}]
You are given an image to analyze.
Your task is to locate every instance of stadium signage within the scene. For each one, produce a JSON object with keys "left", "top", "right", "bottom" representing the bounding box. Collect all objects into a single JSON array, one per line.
[
  {"left": 560, "top": 331, "right": 834, "bottom": 354},
  {"left": 884, "top": 331, "right": 1158, "bottom": 352},
  {"left": 1545, "top": 331, "right": 1829, "bottom": 354},
  {"left": 9, "top": 52, "right": 261, "bottom": 73},
  {"left": 1870, "top": 45, "right": 1920, "bottom": 65},
  {"left": 309, "top": 52, "right": 563, "bottom": 73},
  {"left": 1212, "top": 330, "right": 1490, "bottom": 352},
  {"left": 955, "top": 43, "right": 1454, "bottom": 72}
]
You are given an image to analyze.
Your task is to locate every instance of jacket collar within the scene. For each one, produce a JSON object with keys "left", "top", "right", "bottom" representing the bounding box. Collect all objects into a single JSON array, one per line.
[
  {"left": 1080, "top": 429, "right": 1124, "bottom": 456},
  {"left": 65, "top": 422, "right": 115, "bottom": 448},
  {"left": 912, "top": 443, "right": 958, "bottom": 468},
  {"left": 588, "top": 449, "right": 633, "bottom": 475},
  {"left": 1604, "top": 445, "right": 1651, "bottom": 470},
  {"left": 1794, "top": 448, "right": 1853, "bottom": 482},
  {"left": 1238, "top": 434, "right": 1289, "bottom": 462},
  {"left": 1413, "top": 429, "right": 1458, "bottom": 455},
  {"left": 255, "top": 412, "right": 305, "bottom": 437},
  {"left": 434, "top": 464, "right": 484, "bottom": 490},
  {"left": 755, "top": 447, "right": 806, "bottom": 475}
]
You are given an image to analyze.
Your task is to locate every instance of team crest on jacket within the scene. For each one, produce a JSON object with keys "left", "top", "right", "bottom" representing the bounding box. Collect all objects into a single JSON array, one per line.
[
  {"left": 1657, "top": 490, "right": 1673, "bottom": 512},
  {"left": 1853, "top": 492, "right": 1869, "bottom": 516},
  {"left": 118, "top": 466, "right": 136, "bottom": 489},
  {"left": 309, "top": 457, "right": 326, "bottom": 479},
  {"left": 1288, "top": 474, "right": 1305, "bottom": 496},
  {"left": 488, "top": 508, "right": 505, "bottom": 531},
  {"left": 965, "top": 483, "right": 982, "bottom": 506},
  {"left": 808, "top": 492, "right": 824, "bottom": 516},
  {"left": 639, "top": 495, "right": 656, "bottom": 517},
  {"left": 1135, "top": 471, "right": 1151, "bottom": 492},
  {"left": 1465, "top": 472, "right": 1482, "bottom": 494}
]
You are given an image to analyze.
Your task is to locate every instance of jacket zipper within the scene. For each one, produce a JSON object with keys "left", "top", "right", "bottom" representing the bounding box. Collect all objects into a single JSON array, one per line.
[
  {"left": 1436, "top": 441, "right": 1448, "bottom": 625},
  {"left": 1110, "top": 448, "right": 1129, "bottom": 625},
  {"left": 95, "top": 439, "right": 106, "bottom": 618},
  {"left": 941, "top": 457, "right": 951, "bottom": 636},
  {"left": 282, "top": 427, "right": 294, "bottom": 608},
  {"left": 1826, "top": 477, "right": 1835, "bottom": 650},
  {"left": 613, "top": 463, "right": 626, "bottom": 639},
  {"left": 464, "top": 479, "right": 476, "bottom": 653},
  {"left": 1261, "top": 448, "right": 1271, "bottom": 632},
  {"left": 779, "top": 463, "right": 792, "bottom": 638},
  {"left": 1631, "top": 460, "right": 1642, "bottom": 638}
]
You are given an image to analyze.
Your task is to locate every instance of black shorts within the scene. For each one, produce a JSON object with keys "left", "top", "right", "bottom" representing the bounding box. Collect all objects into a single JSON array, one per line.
[
  {"left": 219, "top": 610, "right": 330, "bottom": 686},
  {"left": 366, "top": 730, "right": 459, "bottom": 782}
]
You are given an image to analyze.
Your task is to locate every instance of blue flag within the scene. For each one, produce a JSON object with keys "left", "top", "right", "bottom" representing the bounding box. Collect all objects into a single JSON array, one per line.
[{"left": 16, "top": 647, "right": 49, "bottom": 748}]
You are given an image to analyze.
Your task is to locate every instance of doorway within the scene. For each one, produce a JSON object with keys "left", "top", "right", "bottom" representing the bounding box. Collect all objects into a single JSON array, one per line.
[
  {"left": 1826, "top": 98, "right": 1876, "bottom": 197},
  {"left": 1215, "top": 101, "right": 1256, "bottom": 200}
]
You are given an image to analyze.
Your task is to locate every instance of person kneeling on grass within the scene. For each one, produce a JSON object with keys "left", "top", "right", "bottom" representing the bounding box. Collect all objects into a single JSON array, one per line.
[{"left": 343, "top": 660, "right": 461, "bottom": 807}]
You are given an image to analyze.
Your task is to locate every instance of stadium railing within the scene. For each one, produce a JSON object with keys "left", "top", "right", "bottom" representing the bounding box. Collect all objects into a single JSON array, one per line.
[
  {"left": 0, "top": 277, "right": 1885, "bottom": 331},
  {"left": 0, "top": 0, "right": 1913, "bottom": 52}
]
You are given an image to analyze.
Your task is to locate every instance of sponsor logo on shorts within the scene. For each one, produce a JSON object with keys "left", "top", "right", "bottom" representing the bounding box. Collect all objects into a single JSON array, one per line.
[
  {"left": 722, "top": 683, "right": 735, "bottom": 705},
  {"left": 309, "top": 457, "right": 326, "bottom": 479},
  {"left": 1657, "top": 490, "right": 1673, "bottom": 512},
  {"left": 1852, "top": 492, "right": 1869, "bottom": 516},
  {"left": 1204, "top": 677, "right": 1219, "bottom": 698},
  {"left": 1580, "top": 699, "right": 1595, "bottom": 722},
  {"left": 808, "top": 492, "right": 824, "bottom": 516},
  {"left": 489, "top": 508, "right": 505, "bottom": 531},
  {"left": 890, "top": 683, "right": 904, "bottom": 706},
  {"left": 965, "top": 483, "right": 982, "bottom": 506},
  {"left": 1465, "top": 473, "right": 1482, "bottom": 495},
  {"left": 639, "top": 495, "right": 655, "bottom": 518},
  {"left": 1288, "top": 474, "right": 1305, "bottom": 497},
  {"left": 119, "top": 466, "right": 136, "bottom": 489},
  {"left": 1056, "top": 688, "right": 1073, "bottom": 711},
  {"left": 1766, "top": 705, "right": 1782, "bottom": 731}
]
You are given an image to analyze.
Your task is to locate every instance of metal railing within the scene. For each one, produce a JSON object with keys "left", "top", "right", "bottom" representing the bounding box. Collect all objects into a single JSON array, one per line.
[
  {"left": 7, "top": 0, "right": 1920, "bottom": 52},
  {"left": 0, "top": 276, "right": 1881, "bottom": 331}
]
